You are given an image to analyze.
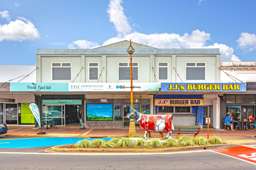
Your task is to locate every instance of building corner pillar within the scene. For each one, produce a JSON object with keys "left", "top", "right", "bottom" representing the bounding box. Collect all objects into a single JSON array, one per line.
[{"left": 213, "top": 96, "right": 221, "bottom": 129}]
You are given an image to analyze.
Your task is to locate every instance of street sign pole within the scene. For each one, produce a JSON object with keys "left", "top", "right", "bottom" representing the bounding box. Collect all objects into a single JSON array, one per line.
[{"left": 128, "top": 40, "right": 136, "bottom": 137}]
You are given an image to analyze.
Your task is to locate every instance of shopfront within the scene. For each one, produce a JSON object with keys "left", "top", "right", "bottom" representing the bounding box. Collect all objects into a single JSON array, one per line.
[
  {"left": 154, "top": 94, "right": 210, "bottom": 127},
  {"left": 40, "top": 95, "right": 84, "bottom": 126},
  {"left": 223, "top": 94, "right": 256, "bottom": 129},
  {"left": 1, "top": 83, "right": 35, "bottom": 125},
  {"left": 9, "top": 82, "right": 69, "bottom": 126},
  {"left": 84, "top": 93, "right": 152, "bottom": 128},
  {"left": 159, "top": 82, "right": 247, "bottom": 128}
]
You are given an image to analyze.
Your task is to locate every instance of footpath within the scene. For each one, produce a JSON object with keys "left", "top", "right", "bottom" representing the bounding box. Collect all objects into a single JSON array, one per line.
[{"left": 5, "top": 126, "right": 256, "bottom": 145}]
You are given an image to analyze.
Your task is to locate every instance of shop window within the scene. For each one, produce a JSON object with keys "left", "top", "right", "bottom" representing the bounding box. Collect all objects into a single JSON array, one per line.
[
  {"left": 0, "top": 104, "right": 3, "bottom": 124},
  {"left": 235, "top": 95, "right": 256, "bottom": 105},
  {"left": 186, "top": 63, "right": 205, "bottom": 80},
  {"left": 113, "top": 104, "right": 123, "bottom": 121},
  {"left": 52, "top": 63, "right": 71, "bottom": 80},
  {"left": 157, "top": 106, "right": 174, "bottom": 113},
  {"left": 175, "top": 107, "right": 191, "bottom": 113},
  {"left": 224, "top": 95, "right": 236, "bottom": 104},
  {"left": 119, "top": 63, "right": 138, "bottom": 80},
  {"left": 158, "top": 63, "right": 168, "bottom": 80},
  {"left": 89, "top": 63, "right": 99, "bottom": 80}
]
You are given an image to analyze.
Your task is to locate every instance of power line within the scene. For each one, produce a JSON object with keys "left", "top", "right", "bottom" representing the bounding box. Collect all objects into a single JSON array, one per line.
[
  {"left": 17, "top": 67, "right": 38, "bottom": 82},
  {"left": 0, "top": 67, "right": 37, "bottom": 89},
  {"left": 152, "top": 66, "right": 158, "bottom": 81},
  {"left": 72, "top": 67, "right": 84, "bottom": 82},
  {"left": 173, "top": 67, "right": 183, "bottom": 82},
  {"left": 97, "top": 67, "right": 105, "bottom": 81},
  {"left": 222, "top": 70, "right": 244, "bottom": 83}
]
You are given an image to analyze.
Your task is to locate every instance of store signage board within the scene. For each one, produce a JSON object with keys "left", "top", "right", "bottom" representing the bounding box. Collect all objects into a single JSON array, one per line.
[
  {"left": 10, "top": 82, "right": 69, "bottom": 92},
  {"left": 69, "top": 83, "right": 161, "bottom": 92},
  {"left": 42, "top": 99, "right": 82, "bottom": 105},
  {"left": 155, "top": 99, "right": 204, "bottom": 106},
  {"left": 21, "top": 103, "right": 35, "bottom": 124},
  {"left": 161, "top": 83, "right": 247, "bottom": 92}
]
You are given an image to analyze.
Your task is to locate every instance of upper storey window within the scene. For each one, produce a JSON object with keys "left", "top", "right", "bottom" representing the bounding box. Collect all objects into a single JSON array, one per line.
[
  {"left": 119, "top": 63, "right": 138, "bottom": 80},
  {"left": 186, "top": 63, "right": 205, "bottom": 80},
  {"left": 158, "top": 63, "right": 168, "bottom": 80},
  {"left": 89, "top": 63, "right": 99, "bottom": 80},
  {"left": 52, "top": 63, "right": 71, "bottom": 80}
]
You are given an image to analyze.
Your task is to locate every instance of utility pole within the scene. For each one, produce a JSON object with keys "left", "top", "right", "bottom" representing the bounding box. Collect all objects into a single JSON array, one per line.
[{"left": 128, "top": 40, "right": 136, "bottom": 137}]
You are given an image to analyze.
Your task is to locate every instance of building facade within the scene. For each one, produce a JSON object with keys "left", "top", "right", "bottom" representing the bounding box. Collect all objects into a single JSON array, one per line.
[
  {"left": 0, "top": 40, "right": 252, "bottom": 130},
  {"left": 0, "top": 65, "right": 36, "bottom": 125},
  {"left": 220, "top": 62, "right": 256, "bottom": 129},
  {"left": 34, "top": 40, "right": 225, "bottom": 129}
]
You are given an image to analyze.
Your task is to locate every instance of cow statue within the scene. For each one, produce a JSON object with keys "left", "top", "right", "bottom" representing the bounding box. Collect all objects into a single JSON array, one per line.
[{"left": 129, "top": 110, "right": 174, "bottom": 139}]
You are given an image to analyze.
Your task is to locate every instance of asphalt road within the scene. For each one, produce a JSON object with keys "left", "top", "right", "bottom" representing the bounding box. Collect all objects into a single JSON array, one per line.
[{"left": 0, "top": 151, "right": 255, "bottom": 170}]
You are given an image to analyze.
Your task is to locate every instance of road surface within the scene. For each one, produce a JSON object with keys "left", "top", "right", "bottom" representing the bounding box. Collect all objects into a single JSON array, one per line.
[{"left": 0, "top": 150, "right": 255, "bottom": 170}]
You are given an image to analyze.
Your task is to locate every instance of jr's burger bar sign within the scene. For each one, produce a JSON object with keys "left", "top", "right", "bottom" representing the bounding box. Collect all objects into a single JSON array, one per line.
[
  {"left": 155, "top": 98, "right": 204, "bottom": 106},
  {"left": 161, "top": 83, "right": 247, "bottom": 92}
]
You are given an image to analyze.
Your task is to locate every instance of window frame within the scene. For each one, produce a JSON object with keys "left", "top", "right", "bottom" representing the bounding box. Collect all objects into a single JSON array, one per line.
[
  {"left": 51, "top": 62, "right": 72, "bottom": 81},
  {"left": 118, "top": 62, "right": 139, "bottom": 80},
  {"left": 185, "top": 62, "right": 206, "bottom": 81},
  {"left": 158, "top": 62, "right": 168, "bottom": 80},
  {"left": 88, "top": 62, "right": 99, "bottom": 81}
]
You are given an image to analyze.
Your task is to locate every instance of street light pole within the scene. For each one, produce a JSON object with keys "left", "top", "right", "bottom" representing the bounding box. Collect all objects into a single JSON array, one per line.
[{"left": 127, "top": 40, "right": 136, "bottom": 137}]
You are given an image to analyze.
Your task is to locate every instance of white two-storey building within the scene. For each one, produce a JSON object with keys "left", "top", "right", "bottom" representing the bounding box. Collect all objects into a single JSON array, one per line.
[
  {"left": 2, "top": 40, "right": 247, "bottom": 129},
  {"left": 34, "top": 40, "right": 228, "bottom": 129}
]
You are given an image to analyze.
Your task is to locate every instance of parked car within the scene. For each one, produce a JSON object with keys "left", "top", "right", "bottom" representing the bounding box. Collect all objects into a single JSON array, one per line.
[{"left": 0, "top": 124, "right": 8, "bottom": 135}]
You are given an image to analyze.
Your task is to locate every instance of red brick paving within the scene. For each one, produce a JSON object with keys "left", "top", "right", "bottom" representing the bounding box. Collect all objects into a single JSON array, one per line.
[{"left": 5, "top": 126, "right": 256, "bottom": 139}]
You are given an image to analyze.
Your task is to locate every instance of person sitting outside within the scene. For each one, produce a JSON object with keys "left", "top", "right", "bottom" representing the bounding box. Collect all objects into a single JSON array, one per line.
[
  {"left": 230, "top": 112, "right": 234, "bottom": 130},
  {"left": 248, "top": 113, "right": 255, "bottom": 129},
  {"left": 224, "top": 112, "right": 232, "bottom": 130},
  {"left": 242, "top": 116, "right": 249, "bottom": 130}
]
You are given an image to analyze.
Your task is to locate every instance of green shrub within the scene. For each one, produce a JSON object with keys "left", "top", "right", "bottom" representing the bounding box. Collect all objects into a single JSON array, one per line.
[
  {"left": 178, "top": 136, "right": 194, "bottom": 146},
  {"left": 119, "top": 138, "right": 130, "bottom": 148},
  {"left": 111, "top": 138, "right": 121, "bottom": 144},
  {"left": 77, "top": 140, "right": 90, "bottom": 148},
  {"left": 164, "top": 138, "right": 178, "bottom": 147},
  {"left": 74, "top": 136, "right": 220, "bottom": 149},
  {"left": 193, "top": 136, "right": 208, "bottom": 146},
  {"left": 208, "top": 136, "right": 223, "bottom": 144},
  {"left": 102, "top": 141, "right": 114, "bottom": 148},
  {"left": 126, "top": 139, "right": 138, "bottom": 148},
  {"left": 90, "top": 139, "right": 104, "bottom": 148},
  {"left": 136, "top": 139, "right": 145, "bottom": 148},
  {"left": 150, "top": 139, "right": 162, "bottom": 148},
  {"left": 144, "top": 140, "right": 153, "bottom": 148}
]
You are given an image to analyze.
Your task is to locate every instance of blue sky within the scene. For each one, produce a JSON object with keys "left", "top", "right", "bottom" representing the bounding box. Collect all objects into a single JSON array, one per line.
[{"left": 0, "top": 0, "right": 256, "bottom": 64}]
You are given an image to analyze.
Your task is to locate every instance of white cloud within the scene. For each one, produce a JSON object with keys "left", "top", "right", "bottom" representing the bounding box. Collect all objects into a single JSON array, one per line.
[
  {"left": 207, "top": 43, "right": 240, "bottom": 61},
  {"left": 0, "top": 18, "right": 40, "bottom": 41},
  {"left": 237, "top": 32, "right": 256, "bottom": 51},
  {"left": 107, "top": 0, "right": 132, "bottom": 35},
  {"left": 103, "top": 29, "right": 210, "bottom": 48},
  {"left": 0, "top": 10, "right": 10, "bottom": 19},
  {"left": 103, "top": 31, "right": 239, "bottom": 61},
  {"left": 68, "top": 40, "right": 99, "bottom": 49},
  {"left": 69, "top": 0, "right": 239, "bottom": 62}
]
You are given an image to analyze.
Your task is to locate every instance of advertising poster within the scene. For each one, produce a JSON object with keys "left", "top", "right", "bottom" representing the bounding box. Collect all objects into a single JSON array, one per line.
[
  {"left": 86, "top": 104, "right": 113, "bottom": 121},
  {"left": 21, "top": 103, "right": 35, "bottom": 124}
]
